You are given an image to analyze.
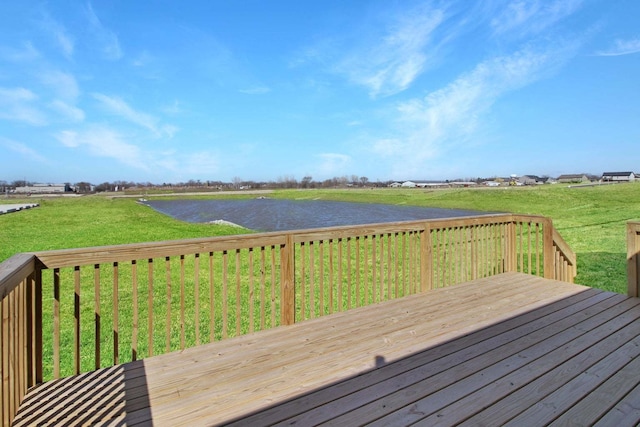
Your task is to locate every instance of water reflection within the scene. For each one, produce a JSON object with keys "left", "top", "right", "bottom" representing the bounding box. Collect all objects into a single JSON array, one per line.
[{"left": 145, "top": 198, "right": 491, "bottom": 232}]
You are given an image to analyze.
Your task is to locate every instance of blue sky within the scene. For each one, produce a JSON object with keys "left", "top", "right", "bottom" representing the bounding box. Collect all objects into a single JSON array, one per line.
[{"left": 1, "top": 1, "right": 639, "bottom": 184}]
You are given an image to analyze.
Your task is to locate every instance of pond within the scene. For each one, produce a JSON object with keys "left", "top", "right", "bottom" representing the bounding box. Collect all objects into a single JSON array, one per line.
[{"left": 144, "top": 198, "right": 493, "bottom": 232}]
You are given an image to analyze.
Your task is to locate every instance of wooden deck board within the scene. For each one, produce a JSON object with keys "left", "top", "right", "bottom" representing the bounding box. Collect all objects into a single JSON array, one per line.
[{"left": 13, "top": 272, "right": 640, "bottom": 426}]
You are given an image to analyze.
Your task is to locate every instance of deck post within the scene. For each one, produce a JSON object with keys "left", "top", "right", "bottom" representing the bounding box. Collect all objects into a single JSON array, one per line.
[
  {"left": 505, "top": 220, "right": 517, "bottom": 272},
  {"left": 627, "top": 222, "right": 640, "bottom": 297},
  {"left": 27, "top": 267, "right": 43, "bottom": 387},
  {"left": 543, "top": 217, "right": 555, "bottom": 279},
  {"left": 281, "top": 234, "right": 295, "bottom": 325},
  {"left": 420, "top": 223, "right": 433, "bottom": 292}
]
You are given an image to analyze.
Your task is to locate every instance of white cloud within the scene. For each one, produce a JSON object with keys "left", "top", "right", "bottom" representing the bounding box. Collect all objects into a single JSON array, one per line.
[
  {"left": 0, "top": 87, "right": 37, "bottom": 102},
  {"left": 491, "top": 0, "right": 583, "bottom": 36},
  {"left": 40, "top": 12, "right": 74, "bottom": 59},
  {"left": 316, "top": 153, "right": 351, "bottom": 176},
  {"left": 596, "top": 38, "right": 640, "bottom": 56},
  {"left": 335, "top": 4, "right": 446, "bottom": 97},
  {"left": 372, "top": 44, "right": 574, "bottom": 177},
  {"left": 85, "top": 3, "right": 122, "bottom": 60},
  {"left": 0, "top": 87, "right": 48, "bottom": 126},
  {"left": 92, "top": 93, "right": 176, "bottom": 138},
  {"left": 0, "top": 42, "right": 40, "bottom": 62},
  {"left": 239, "top": 86, "right": 271, "bottom": 95},
  {"left": 49, "top": 100, "right": 85, "bottom": 122},
  {"left": 55, "top": 126, "right": 148, "bottom": 170},
  {"left": 0, "top": 137, "right": 48, "bottom": 163},
  {"left": 132, "top": 51, "right": 154, "bottom": 67},
  {"left": 161, "top": 100, "right": 182, "bottom": 115},
  {"left": 39, "top": 70, "right": 80, "bottom": 101}
]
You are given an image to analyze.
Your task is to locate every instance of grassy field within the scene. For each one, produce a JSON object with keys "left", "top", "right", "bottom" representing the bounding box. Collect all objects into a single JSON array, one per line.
[{"left": 3, "top": 182, "right": 640, "bottom": 293}]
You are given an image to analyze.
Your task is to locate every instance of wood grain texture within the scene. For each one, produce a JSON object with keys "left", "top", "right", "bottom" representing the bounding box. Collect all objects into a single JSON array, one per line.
[{"left": 16, "top": 272, "right": 638, "bottom": 427}]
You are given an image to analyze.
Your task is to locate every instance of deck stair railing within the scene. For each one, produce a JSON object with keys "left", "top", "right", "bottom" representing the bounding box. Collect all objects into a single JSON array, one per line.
[{"left": 0, "top": 213, "right": 576, "bottom": 426}]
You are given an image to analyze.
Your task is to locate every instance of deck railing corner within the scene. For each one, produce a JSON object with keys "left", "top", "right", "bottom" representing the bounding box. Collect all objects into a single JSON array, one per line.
[{"left": 627, "top": 221, "right": 640, "bottom": 297}]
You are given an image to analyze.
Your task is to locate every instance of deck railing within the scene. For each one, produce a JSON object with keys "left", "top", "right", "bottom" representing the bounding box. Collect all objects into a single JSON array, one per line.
[
  {"left": 0, "top": 213, "right": 575, "bottom": 425},
  {"left": 628, "top": 221, "right": 640, "bottom": 297}
]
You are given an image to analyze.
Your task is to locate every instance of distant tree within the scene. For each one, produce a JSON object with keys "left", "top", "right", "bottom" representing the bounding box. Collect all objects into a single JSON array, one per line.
[
  {"left": 359, "top": 176, "right": 369, "bottom": 186},
  {"left": 75, "top": 182, "right": 93, "bottom": 193},
  {"left": 94, "top": 182, "right": 112, "bottom": 192},
  {"left": 277, "top": 175, "right": 297, "bottom": 189},
  {"left": 301, "top": 176, "right": 313, "bottom": 189}
]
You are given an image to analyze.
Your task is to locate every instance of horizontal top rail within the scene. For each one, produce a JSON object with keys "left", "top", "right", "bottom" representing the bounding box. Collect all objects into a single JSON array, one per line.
[
  {"left": 0, "top": 253, "right": 36, "bottom": 298},
  {"left": 32, "top": 213, "right": 537, "bottom": 269}
]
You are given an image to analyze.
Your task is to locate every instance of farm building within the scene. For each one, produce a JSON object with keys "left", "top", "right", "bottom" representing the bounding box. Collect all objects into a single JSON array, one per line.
[
  {"left": 518, "top": 175, "right": 547, "bottom": 185},
  {"left": 14, "top": 184, "right": 70, "bottom": 194},
  {"left": 601, "top": 172, "right": 636, "bottom": 182},
  {"left": 557, "top": 174, "right": 590, "bottom": 184}
]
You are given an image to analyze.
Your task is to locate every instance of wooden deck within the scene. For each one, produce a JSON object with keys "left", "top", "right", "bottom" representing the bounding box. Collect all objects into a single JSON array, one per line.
[{"left": 12, "top": 272, "right": 640, "bottom": 426}]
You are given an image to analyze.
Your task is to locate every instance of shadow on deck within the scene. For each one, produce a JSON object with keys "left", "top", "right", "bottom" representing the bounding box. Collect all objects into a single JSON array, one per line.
[{"left": 14, "top": 272, "right": 640, "bottom": 426}]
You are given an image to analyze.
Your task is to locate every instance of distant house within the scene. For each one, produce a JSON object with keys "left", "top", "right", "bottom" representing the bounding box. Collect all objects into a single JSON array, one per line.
[
  {"left": 401, "top": 181, "right": 417, "bottom": 188},
  {"left": 518, "top": 175, "right": 546, "bottom": 185},
  {"left": 388, "top": 182, "right": 402, "bottom": 188},
  {"left": 601, "top": 172, "right": 636, "bottom": 182},
  {"left": 557, "top": 174, "right": 590, "bottom": 184}
]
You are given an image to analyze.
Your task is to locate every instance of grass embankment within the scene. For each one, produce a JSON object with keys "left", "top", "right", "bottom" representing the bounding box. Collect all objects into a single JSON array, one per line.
[
  {"left": 0, "top": 195, "right": 250, "bottom": 262},
  {"left": 3, "top": 183, "right": 640, "bottom": 293}
]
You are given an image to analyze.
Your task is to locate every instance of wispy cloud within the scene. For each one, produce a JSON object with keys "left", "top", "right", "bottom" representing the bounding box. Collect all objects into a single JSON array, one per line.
[
  {"left": 315, "top": 153, "right": 351, "bottom": 176},
  {"left": 157, "top": 150, "right": 221, "bottom": 177},
  {"left": 0, "top": 137, "right": 48, "bottom": 163},
  {"left": 39, "top": 70, "right": 80, "bottom": 101},
  {"left": 92, "top": 93, "right": 176, "bottom": 137},
  {"left": 0, "top": 87, "right": 48, "bottom": 126},
  {"left": 49, "top": 100, "right": 85, "bottom": 122},
  {"left": 85, "top": 3, "right": 122, "bottom": 60},
  {"left": 39, "top": 11, "right": 74, "bottom": 59},
  {"left": 239, "top": 86, "right": 271, "bottom": 95},
  {"left": 336, "top": 3, "right": 446, "bottom": 97},
  {"left": 372, "top": 43, "right": 576, "bottom": 177},
  {"left": 595, "top": 38, "right": 640, "bottom": 56},
  {"left": 55, "top": 126, "right": 147, "bottom": 169},
  {"left": 0, "top": 42, "right": 40, "bottom": 62},
  {"left": 491, "top": 0, "right": 583, "bottom": 37},
  {"left": 294, "top": 2, "right": 449, "bottom": 98}
]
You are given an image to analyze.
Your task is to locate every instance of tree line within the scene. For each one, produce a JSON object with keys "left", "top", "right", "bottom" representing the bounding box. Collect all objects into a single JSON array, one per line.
[{"left": 1, "top": 176, "right": 378, "bottom": 194}]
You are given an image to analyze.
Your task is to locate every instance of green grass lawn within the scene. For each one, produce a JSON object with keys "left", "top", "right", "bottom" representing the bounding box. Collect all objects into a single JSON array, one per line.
[{"left": 3, "top": 182, "right": 640, "bottom": 293}]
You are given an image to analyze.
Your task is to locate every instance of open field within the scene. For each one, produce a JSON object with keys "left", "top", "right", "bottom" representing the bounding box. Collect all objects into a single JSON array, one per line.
[{"left": 2, "top": 182, "right": 640, "bottom": 293}]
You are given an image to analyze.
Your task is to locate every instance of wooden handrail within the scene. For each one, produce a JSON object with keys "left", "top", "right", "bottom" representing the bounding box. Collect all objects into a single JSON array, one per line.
[
  {"left": 0, "top": 213, "right": 577, "bottom": 426},
  {"left": 628, "top": 221, "right": 640, "bottom": 297}
]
